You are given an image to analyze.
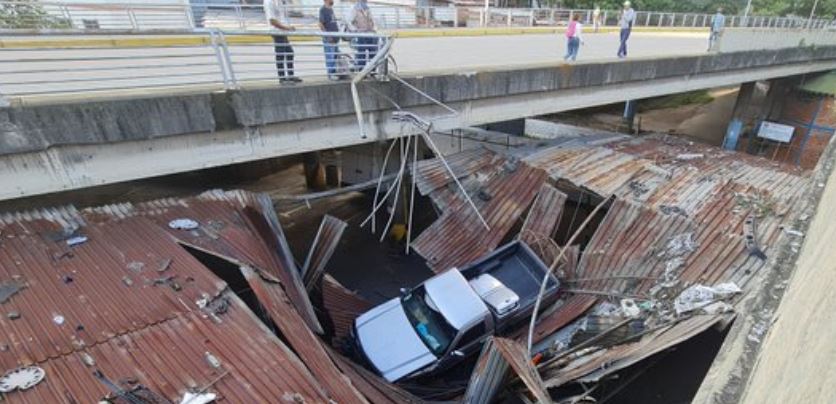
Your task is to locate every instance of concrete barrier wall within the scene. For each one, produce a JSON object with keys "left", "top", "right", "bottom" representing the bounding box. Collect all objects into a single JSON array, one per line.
[
  {"left": 4, "top": 46, "right": 836, "bottom": 158},
  {"left": 719, "top": 28, "right": 836, "bottom": 53}
]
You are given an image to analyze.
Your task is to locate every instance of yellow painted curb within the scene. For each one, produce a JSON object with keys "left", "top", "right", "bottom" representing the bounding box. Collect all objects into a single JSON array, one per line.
[{"left": 0, "top": 26, "right": 708, "bottom": 48}]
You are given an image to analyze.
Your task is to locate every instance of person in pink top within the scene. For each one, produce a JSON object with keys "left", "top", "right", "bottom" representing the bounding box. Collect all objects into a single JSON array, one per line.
[{"left": 564, "top": 13, "right": 583, "bottom": 62}]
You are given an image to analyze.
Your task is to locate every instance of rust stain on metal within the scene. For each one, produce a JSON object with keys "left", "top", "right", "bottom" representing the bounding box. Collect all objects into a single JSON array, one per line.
[{"left": 413, "top": 150, "right": 548, "bottom": 272}]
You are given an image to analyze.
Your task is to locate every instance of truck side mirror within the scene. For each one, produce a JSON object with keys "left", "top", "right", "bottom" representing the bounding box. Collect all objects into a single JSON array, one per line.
[{"left": 451, "top": 350, "right": 465, "bottom": 357}]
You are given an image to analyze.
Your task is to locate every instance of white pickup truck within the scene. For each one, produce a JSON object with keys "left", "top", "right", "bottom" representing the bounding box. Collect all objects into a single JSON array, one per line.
[{"left": 352, "top": 241, "right": 559, "bottom": 382}]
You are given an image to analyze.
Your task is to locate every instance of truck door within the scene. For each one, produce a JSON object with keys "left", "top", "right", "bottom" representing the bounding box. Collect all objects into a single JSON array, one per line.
[{"left": 453, "top": 320, "right": 488, "bottom": 355}]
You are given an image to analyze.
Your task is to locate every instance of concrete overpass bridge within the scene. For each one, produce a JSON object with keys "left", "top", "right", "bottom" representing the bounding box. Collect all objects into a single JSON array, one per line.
[{"left": 2, "top": 29, "right": 836, "bottom": 200}]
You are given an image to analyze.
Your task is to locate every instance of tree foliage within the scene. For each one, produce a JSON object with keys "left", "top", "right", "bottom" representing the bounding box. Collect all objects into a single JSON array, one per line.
[
  {"left": 0, "top": 0, "right": 71, "bottom": 29},
  {"left": 532, "top": 0, "right": 835, "bottom": 18}
]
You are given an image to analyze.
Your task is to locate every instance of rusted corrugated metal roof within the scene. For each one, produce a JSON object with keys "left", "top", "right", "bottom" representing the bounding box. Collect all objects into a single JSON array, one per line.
[
  {"left": 519, "top": 134, "right": 811, "bottom": 391},
  {"left": 519, "top": 184, "right": 567, "bottom": 265},
  {"left": 0, "top": 207, "right": 336, "bottom": 402},
  {"left": 0, "top": 190, "right": 374, "bottom": 403},
  {"left": 85, "top": 190, "right": 323, "bottom": 334},
  {"left": 322, "top": 274, "right": 373, "bottom": 346},
  {"left": 412, "top": 147, "right": 498, "bottom": 196},
  {"left": 412, "top": 152, "right": 547, "bottom": 272},
  {"left": 464, "top": 337, "right": 550, "bottom": 404},
  {"left": 328, "top": 347, "right": 427, "bottom": 404}
]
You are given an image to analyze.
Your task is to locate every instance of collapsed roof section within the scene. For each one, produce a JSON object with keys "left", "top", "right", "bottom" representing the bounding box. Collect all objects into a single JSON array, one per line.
[
  {"left": 0, "top": 190, "right": 420, "bottom": 403},
  {"left": 411, "top": 133, "right": 811, "bottom": 399}
]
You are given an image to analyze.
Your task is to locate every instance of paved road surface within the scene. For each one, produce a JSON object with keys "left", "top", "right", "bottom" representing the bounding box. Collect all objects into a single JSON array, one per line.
[{"left": 0, "top": 32, "right": 708, "bottom": 98}]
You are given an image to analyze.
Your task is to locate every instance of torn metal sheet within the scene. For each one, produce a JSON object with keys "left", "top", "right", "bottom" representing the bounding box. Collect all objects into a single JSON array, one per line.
[
  {"left": 412, "top": 151, "right": 547, "bottom": 272},
  {"left": 241, "top": 267, "right": 368, "bottom": 403},
  {"left": 519, "top": 184, "right": 568, "bottom": 265},
  {"left": 302, "top": 215, "right": 348, "bottom": 291},
  {"left": 464, "top": 337, "right": 550, "bottom": 404},
  {"left": 322, "top": 274, "right": 373, "bottom": 346},
  {"left": 328, "top": 347, "right": 426, "bottom": 404}
]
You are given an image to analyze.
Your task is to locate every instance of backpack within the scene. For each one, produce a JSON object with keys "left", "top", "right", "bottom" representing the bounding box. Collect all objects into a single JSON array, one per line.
[{"left": 566, "top": 21, "right": 577, "bottom": 38}]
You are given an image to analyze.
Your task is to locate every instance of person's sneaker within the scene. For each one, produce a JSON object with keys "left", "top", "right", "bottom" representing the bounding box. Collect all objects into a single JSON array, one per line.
[{"left": 287, "top": 77, "right": 303, "bottom": 83}]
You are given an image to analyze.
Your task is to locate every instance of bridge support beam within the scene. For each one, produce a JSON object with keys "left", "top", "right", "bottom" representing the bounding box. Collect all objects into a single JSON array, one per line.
[
  {"left": 723, "top": 82, "right": 756, "bottom": 150},
  {"left": 622, "top": 100, "right": 638, "bottom": 132}
]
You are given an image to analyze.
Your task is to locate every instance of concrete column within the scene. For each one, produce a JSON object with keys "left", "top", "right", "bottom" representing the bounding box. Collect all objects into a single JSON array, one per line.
[
  {"left": 623, "top": 100, "right": 637, "bottom": 132},
  {"left": 723, "top": 82, "right": 756, "bottom": 150},
  {"left": 303, "top": 151, "right": 326, "bottom": 191}
]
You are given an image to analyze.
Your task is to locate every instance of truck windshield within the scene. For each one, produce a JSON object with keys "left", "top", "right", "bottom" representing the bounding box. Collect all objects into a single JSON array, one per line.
[{"left": 401, "top": 287, "right": 456, "bottom": 356}]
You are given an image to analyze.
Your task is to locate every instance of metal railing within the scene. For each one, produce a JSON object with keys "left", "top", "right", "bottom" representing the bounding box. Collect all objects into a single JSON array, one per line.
[
  {"left": 1, "top": 1, "right": 832, "bottom": 32},
  {"left": 0, "top": 30, "right": 392, "bottom": 99}
]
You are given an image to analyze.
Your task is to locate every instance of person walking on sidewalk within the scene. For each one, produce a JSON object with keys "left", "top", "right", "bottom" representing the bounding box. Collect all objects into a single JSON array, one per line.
[
  {"left": 616, "top": 1, "right": 635, "bottom": 59},
  {"left": 592, "top": 6, "right": 601, "bottom": 32},
  {"left": 564, "top": 14, "right": 583, "bottom": 62},
  {"left": 319, "top": 0, "right": 340, "bottom": 80},
  {"left": 708, "top": 7, "right": 725, "bottom": 51},
  {"left": 265, "top": 0, "right": 301, "bottom": 83},
  {"left": 348, "top": 0, "right": 377, "bottom": 69}
]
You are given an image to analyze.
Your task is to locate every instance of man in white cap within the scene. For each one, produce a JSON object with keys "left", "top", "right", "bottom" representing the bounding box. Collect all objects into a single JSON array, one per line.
[{"left": 617, "top": 1, "right": 635, "bottom": 58}]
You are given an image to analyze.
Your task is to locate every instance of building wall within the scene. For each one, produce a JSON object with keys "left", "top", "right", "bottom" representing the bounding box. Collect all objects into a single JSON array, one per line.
[{"left": 782, "top": 92, "right": 835, "bottom": 169}]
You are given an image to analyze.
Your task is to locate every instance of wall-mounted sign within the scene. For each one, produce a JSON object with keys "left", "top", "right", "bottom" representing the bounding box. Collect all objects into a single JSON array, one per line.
[{"left": 757, "top": 121, "right": 795, "bottom": 143}]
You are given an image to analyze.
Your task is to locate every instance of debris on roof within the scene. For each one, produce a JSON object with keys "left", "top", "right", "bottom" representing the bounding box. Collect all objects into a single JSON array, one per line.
[{"left": 0, "top": 190, "right": 375, "bottom": 403}]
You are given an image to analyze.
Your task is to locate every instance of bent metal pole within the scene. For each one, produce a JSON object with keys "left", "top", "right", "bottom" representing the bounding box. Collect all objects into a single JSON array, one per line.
[{"left": 526, "top": 194, "right": 614, "bottom": 355}]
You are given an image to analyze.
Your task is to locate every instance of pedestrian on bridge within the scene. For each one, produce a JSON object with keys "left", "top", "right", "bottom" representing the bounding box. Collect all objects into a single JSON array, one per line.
[
  {"left": 709, "top": 7, "right": 725, "bottom": 51},
  {"left": 265, "top": 0, "right": 301, "bottom": 83},
  {"left": 617, "top": 1, "right": 635, "bottom": 59},
  {"left": 319, "top": 0, "right": 341, "bottom": 80},
  {"left": 592, "top": 6, "right": 601, "bottom": 32},
  {"left": 348, "top": 0, "right": 378, "bottom": 70},
  {"left": 564, "top": 14, "right": 584, "bottom": 62}
]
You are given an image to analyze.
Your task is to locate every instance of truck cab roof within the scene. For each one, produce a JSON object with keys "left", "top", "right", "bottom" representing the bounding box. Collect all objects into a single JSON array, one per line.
[{"left": 424, "top": 269, "right": 489, "bottom": 330}]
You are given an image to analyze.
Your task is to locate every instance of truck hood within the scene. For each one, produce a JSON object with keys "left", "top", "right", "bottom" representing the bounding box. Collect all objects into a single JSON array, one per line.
[{"left": 354, "top": 298, "right": 437, "bottom": 382}]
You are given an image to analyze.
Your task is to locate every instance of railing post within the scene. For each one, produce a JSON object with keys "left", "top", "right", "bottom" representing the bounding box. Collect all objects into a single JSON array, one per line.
[
  {"left": 210, "top": 30, "right": 237, "bottom": 90},
  {"left": 529, "top": 9, "right": 534, "bottom": 26},
  {"left": 645, "top": 12, "right": 651, "bottom": 26},
  {"left": 658, "top": 12, "right": 663, "bottom": 27},
  {"left": 59, "top": 4, "right": 74, "bottom": 29},
  {"left": 507, "top": 9, "right": 511, "bottom": 27},
  {"left": 235, "top": 5, "right": 245, "bottom": 29},
  {"left": 127, "top": 6, "right": 139, "bottom": 30},
  {"left": 185, "top": 6, "right": 196, "bottom": 30},
  {"left": 395, "top": 8, "right": 401, "bottom": 28}
]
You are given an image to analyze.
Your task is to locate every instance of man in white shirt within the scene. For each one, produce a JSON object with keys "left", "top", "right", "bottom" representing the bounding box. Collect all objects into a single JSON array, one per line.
[
  {"left": 617, "top": 1, "right": 635, "bottom": 58},
  {"left": 264, "top": 0, "right": 301, "bottom": 83}
]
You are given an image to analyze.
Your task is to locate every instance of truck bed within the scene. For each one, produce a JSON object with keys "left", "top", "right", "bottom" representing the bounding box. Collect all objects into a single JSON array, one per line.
[{"left": 459, "top": 241, "right": 557, "bottom": 310}]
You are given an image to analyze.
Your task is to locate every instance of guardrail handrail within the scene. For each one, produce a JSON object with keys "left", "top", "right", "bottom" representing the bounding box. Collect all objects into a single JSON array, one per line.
[
  {"left": 0, "top": 29, "right": 394, "bottom": 100},
  {"left": 0, "top": 0, "right": 832, "bottom": 33}
]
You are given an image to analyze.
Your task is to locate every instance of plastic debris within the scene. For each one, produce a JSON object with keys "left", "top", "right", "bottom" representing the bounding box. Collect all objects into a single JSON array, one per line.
[
  {"left": 53, "top": 314, "right": 65, "bottom": 325},
  {"left": 0, "top": 281, "right": 24, "bottom": 303},
  {"left": 157, "top": 258, "right": 172, "bottom": 272},
  {"left": 783, "top": 229, "right": 804, "bottom": 237},
  {"left": 620, "top": 299, "right": 641, "bottom": 318},
  {"left": 169, "top": 219, "right": 199, "bottom": 230},
  {"left": 676, "top": 153, "right": 704, "bottom": 160},
  {"left": 7, "top": 311, "right": 20, "bottom": 320},
  {"left": 179, "top": 392, "right": 217, "bottom": 404},
  {"left": 81, "top": 353, "right": 96, "bottom": 367},
  {"left": 674, "top": 282, "right": 742, "bottom": 315},
  {"left": 0, "top": 366, "right": 45, "bottom": 392},
  {"left": 205, "top": 352, "right": 222, "bottom": 369},
  {"left": 66, "top": 236, "right": 88, "bottom": 247}
]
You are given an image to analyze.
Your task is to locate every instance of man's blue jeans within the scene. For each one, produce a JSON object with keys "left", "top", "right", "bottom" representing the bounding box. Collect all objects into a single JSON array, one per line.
[
  {"left": 618, "top": 28, "right": 631, "bottom": 57},
  {"left": 323, "top": 39, "right": 338, "bottom": 75},
  {"left": 565, "top": 37, "right": 580, "bottom": 61}
]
